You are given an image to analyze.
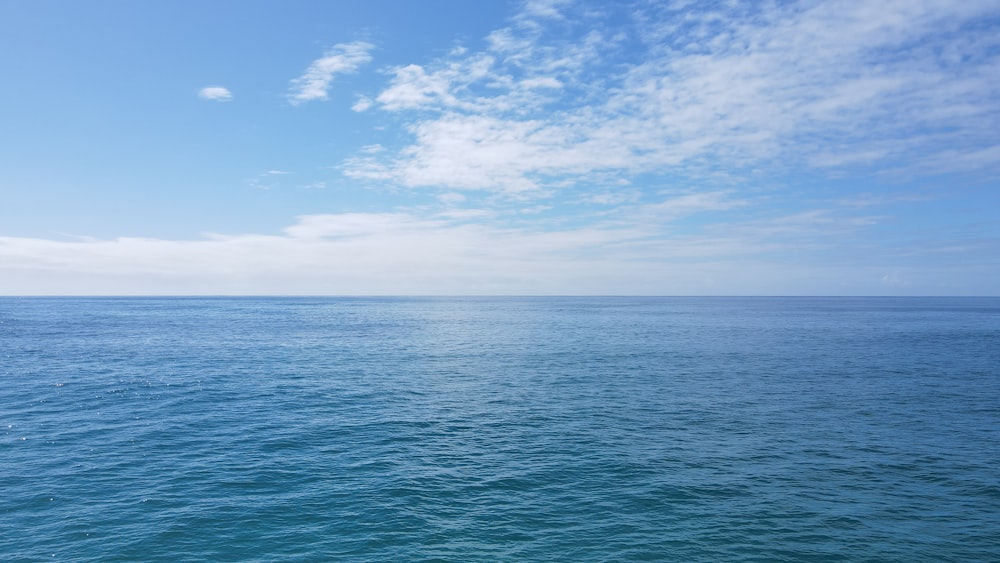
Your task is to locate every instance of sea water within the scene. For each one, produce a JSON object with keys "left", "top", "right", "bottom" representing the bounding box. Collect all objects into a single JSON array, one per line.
[{"left": 2, "top": 297, "right": 998, "bottom": 561}]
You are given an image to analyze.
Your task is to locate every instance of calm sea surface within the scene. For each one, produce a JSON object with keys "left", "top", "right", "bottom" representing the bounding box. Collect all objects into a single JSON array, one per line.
[{"left": 2, "top": 297, "right": 998, "bottom": 561}]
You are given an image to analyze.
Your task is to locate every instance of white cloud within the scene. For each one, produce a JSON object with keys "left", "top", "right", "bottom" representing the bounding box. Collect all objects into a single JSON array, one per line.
[
  {"left": 351, "top": 95, "right": 374, "bottom": 112},
  {"left": 639, "top": 191, "right": 748, "bottom": 222},
  {"left": 435, "top": 208, "right": 495, "bottom": 221},
  {"left": 437, "top": 192, "right": 467, "bottom": 204},
  {"left": 520, "top": 0, "right": 571, "bottom": 21},
  {"left": 520, "top": 76, "right": 562, "bottom": 89},
  {"left": 281, "top": 213, "right": 424, "bottom": 239},
  {"left": 198, "top": 86, "right": 232, "bottom": 101},
  {"left": 374, "top": 54, "right": 497, "bottom": 112},
  {"left": 376, "top": 64, "right": 456, "bottom": 111},
  {"left": 1, "top": 207, "right": 991, "bottom": 295},
  {"left": 0, "top": 213, "right": 771, "bottom": 294},
  {"left": 288, "top": 41, "right": 374, "bottom": 104},
  {"left": 345, "top": 111, "right": 649, "bottom": 192},
  {"left": 584, "top": 191, "right": 640, "bottom": 205},
  {"left": 343, "top": 0, "right": 1000, "bottom": 195},
  {"left": 519, "top": 205, "right": 551, "bottom": 215}
]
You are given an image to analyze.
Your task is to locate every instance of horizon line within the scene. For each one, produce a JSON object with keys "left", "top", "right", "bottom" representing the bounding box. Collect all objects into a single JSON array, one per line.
[{"left": 2, "top": 294, "right": 997, "bottom": 299}]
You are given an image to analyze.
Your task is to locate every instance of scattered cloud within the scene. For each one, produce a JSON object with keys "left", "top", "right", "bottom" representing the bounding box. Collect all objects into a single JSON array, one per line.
[
  {"left": 520, "top": 76, "right": 562, "bottom": 89},
  {"left": 352, "top": 95, "right": 374, "bottom": 112},
  {"left": 376, "top": 64, "right": 456, "bottom": 111},
  {"left": 343, "top": 0, "right": 1000, "bottom": 195},
  {"left": 289, "top": 41, "right": 375, "bottom": 105},
  {"left": 198, "top": 86, "right": 232, "bottom": 102},
  {"left": 519, "top": 0, "right": 572, "bottom": 21}
]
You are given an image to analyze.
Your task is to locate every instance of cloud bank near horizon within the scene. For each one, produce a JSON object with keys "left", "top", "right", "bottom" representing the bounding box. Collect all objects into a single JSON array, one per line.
[{"left": 1, "top": 203, "right": 993, "bottom": 295}]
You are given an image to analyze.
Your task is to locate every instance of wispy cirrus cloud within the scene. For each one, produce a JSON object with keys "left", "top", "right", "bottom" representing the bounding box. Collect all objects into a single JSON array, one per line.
[
  {"left": 289, "top": 41, "right": 374, "bottom": 105},
  {"left": 198, "top": 86, "right": 232, "bottom": 101},
  {"left": 246, "top": 169, "right": 292, "bottom": 190},
  {"left": 343, "top": 0, "right": 1000, "bottom": 195},
  {"left": 518, "top": 0, "right": 572, "bottom": 21}
]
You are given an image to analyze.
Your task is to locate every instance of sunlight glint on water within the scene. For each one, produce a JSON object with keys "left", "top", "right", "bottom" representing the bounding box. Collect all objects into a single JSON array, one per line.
[{"left": 2, "top": 297, "right": 998, "bottom": 561}]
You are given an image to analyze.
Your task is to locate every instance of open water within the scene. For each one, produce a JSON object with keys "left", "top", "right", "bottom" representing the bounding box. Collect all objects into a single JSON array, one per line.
[{"left": 2, "top": 297, "right": 999, "bottom": 561}]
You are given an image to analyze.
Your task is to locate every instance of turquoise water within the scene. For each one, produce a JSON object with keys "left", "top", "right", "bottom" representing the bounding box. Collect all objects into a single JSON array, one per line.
[{"left": 2, "top": 297, "right": 999, "bottom": 561}]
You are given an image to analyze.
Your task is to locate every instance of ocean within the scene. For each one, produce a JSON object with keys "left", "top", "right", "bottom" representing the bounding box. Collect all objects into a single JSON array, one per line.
[{"left": 2, "top": 297, "right": 998, "bottom": 561}]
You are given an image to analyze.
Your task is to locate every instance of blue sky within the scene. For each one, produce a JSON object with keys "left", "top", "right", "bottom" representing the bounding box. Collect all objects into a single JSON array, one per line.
[{"left": 1, "top": 0, "right": 998, "bottom": 295}]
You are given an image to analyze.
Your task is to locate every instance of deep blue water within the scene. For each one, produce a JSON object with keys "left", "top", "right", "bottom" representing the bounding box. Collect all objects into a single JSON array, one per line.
[{"left": 2, "top": 297, "right": 999, "bottom": 561}]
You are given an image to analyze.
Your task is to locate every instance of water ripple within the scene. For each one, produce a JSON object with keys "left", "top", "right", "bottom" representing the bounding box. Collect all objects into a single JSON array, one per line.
[{"left": 2, "top": 297, "right": 998, "bottom": 561}]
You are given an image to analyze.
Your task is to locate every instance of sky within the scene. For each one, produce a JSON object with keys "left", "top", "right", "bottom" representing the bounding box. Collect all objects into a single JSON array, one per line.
[{"left": 1, "top": 0, "right": 998, "bottom": 295}]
